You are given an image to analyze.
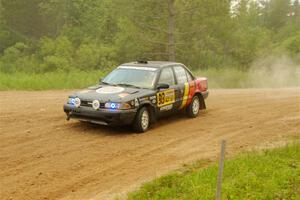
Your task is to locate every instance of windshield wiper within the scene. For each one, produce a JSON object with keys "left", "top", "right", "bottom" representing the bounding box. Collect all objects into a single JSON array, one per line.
[
  {"left": 117, "top": 83, "right": 141, "bottom": 89},
  {"left": 101, "top": 81, "right": 109, "bottom": 85},
  {"left": 101, "top": 81, "right": 118, "bottom": 86}
]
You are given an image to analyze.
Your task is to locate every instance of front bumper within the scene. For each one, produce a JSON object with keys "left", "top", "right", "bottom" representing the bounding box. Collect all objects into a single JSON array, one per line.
[{"left": 63, "top": 104, "right": 137, "bottom": 126}]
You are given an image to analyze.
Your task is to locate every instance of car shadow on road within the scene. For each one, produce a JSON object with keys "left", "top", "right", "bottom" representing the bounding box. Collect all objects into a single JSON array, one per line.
[
  {"left": 67, "top": 110, "right": 208, "bottom": 136},
  {"left": 68, "top": 121, "right": 135, "bottom": 136}
]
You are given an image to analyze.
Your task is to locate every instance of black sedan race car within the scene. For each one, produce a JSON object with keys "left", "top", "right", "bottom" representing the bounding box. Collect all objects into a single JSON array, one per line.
[{"left": 64, "top": 61, "right": 209, "bottom": 133}]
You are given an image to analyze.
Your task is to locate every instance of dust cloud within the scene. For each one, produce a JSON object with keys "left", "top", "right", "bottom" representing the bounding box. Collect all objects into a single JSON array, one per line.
[{"left": 247, "top": 54, "right": 300, "bottom": 88}]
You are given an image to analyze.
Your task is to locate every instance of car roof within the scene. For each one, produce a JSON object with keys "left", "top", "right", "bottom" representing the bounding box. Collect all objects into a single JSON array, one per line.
[{"left": 120, "top": 61, "right": 184, "bottom": 69}]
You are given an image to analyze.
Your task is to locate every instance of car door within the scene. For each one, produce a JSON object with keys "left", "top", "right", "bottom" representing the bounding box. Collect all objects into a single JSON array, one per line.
[
  {"left": 156, "top": 67, "right": 178, "bottom": 116},
  {"left": 173, "top": 65, "right": 191, "bottom": 110}
]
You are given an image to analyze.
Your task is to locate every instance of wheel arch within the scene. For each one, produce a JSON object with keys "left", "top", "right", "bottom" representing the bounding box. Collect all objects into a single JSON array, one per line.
[
  {"left": 194, "top": 92, "right": 206, "bottom": 110},
  {"left": 138, "top": 103, "right": 157, "bottom": 124}
]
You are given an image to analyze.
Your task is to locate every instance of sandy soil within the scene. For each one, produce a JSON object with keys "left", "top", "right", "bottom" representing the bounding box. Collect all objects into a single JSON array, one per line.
[{"left": 0, "top": 88, "right": 299, "bottom": 200}]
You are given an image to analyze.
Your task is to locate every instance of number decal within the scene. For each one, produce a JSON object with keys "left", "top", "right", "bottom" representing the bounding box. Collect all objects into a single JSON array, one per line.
[
  {"left": 157, "top": 89, "right": 175, "bottom": 107},
  {"left": 158, "top": 93, "right": 165, "bottom": 105}
]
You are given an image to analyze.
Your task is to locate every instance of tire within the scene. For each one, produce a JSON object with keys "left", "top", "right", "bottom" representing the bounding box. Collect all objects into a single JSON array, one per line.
[
  {"left": 133, "top": 107, "right": 150, "bottom": 133},
  {"left": 186, "top": 95, "right": 200, "bottom": 118}
]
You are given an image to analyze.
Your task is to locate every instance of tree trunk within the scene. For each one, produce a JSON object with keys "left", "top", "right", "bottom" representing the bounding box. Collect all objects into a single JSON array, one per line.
[{"left": 167, "top": 0, "right": 175, "bottom": 61}]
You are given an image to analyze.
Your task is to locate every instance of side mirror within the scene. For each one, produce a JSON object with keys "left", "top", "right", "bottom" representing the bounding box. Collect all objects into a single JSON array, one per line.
[{"left": 156, "top": 83, "right": 169, "bottom": 90}]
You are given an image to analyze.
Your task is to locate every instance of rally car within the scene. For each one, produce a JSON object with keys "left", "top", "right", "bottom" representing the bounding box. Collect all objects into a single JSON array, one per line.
[{"left": 63, "top": 61, "right": 208, "bottom": 133}]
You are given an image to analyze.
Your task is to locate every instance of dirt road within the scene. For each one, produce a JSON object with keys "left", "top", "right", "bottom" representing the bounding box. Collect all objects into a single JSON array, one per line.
[{"left": 0, "top": 88, "right": 299, "bottom": 200}]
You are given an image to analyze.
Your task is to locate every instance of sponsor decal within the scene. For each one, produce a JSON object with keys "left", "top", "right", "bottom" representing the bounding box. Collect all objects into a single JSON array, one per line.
[
  {"left": 118, "top": 93, "right": 129, "bottom": 98},
  {"left": 160, "top": 104, "right": 173, "bottom": 111},
  {"left": 186, "top": 81, "right": 196, "bottom": 106},
  {"left": 96, "top": 86, "right": 124, "bottom": 94},
  {"left": 157, "top": 89, "right": 175, "bottom": 107},
  {"left": 179, "top": 82, "right": 190, "bottom": 109}
]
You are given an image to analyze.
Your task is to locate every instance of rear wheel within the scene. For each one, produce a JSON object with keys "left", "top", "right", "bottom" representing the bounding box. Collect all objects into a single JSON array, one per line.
[
  {"left": 186, "top": 95, "right": 200, "bottom": 118},
  {"left": 133, "top": 107, "right": 150, "bottom": 133}
]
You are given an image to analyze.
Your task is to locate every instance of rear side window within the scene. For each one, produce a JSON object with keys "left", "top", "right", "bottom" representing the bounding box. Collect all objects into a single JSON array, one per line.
[
  {"left": 158, "top": 67, "right": 175, "bottom": 86},
  {"left": 174, "top": 66, "right": 188, "bottom": 84}
]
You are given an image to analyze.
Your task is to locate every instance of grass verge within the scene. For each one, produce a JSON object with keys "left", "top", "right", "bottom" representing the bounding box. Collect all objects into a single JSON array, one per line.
[
  {"left": 0, "top": 71, "right": 106, "bottom": 90},
  {"left": 127, "top": 144, "right": 300, "bottom": 200}
]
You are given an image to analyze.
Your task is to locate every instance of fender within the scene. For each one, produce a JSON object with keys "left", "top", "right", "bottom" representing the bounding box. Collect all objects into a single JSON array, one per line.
[
  {"left": 185, "top": 77, "right": 208, "bottom": 106},
  {"left": 137, "top": 99, "right": 158, "bottom": 124}
]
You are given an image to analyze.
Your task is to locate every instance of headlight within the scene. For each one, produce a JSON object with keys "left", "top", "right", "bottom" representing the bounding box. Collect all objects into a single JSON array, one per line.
[
  {"left": 104, "top": 102, "right": 132, "bottom": 110},
  {"left": 68, "top": 98, "right": 75, "bottom": 105},
  {"left": 74, "top": 98, "right": 81, "bottom": 107},
  {"left": 92, "top": 100, "right": 100, "bottom": 110},
  {"left": 68, "top": 97, "right": 81, "bottom": 107}
]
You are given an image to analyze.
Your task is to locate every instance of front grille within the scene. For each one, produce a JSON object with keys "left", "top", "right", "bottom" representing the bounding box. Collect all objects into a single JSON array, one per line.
[
  {"left": 81, "top": 100, "right": 106, "bottom": 108},
  {"left": 81, "top": 100, "right": 92, "bottom": 107}
]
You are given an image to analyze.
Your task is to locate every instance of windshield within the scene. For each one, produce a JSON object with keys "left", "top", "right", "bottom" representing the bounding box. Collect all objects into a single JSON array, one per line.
[{"left": 102, "top": 66, "right": 158, "bottom": 89}]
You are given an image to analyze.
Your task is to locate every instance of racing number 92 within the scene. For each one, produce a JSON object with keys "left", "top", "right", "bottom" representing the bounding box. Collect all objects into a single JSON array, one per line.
[{"left": 157, "top": 89, "right": 175, "bottom": 107}]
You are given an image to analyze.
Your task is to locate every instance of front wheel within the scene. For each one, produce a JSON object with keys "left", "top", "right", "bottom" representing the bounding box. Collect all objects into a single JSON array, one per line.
[
  {"left": 133, "top": 107, "right": 150, "bottom": 133},
  {"left": 186, "top": 95, "right": 200, "bottom": 118}
]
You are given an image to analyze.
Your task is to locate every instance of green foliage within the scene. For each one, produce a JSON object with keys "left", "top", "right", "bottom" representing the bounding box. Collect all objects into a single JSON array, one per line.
[
  {"left": 127, "top": 144, "right": 300, "bottom": 200},
  {"left": 264, "top": 0, "right": 291, "bottom": 29},
  {"left": 0, "top": 42, "right": 36, "bottom": 73},
  {"left": 38, "top": 36, "right": 73, "bottom": 72},
  {"left": 0, "top": 0, "right": 300, "bottom": 81},
  {"left": 74, "top": 42, "right": 117, "bottom": 70},
  {"left": 1, "top": 0, "right": 48, "bottom": 39},
  {"left": 281, "top": 31, "right": 300, "bottom": 54}
]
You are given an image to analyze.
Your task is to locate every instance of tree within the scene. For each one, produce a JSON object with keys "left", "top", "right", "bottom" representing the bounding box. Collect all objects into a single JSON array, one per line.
[
  {"left": 167, "top": 0, "right": 176, "bottom": 61},
  {"left": 0, "top": 0, "right": 299, "bottom": 73},
  {"left": 115, "top": 0, "right": 233, "bottom": 67},
  {"left": 292, "top": 0, "right": 300, "bottom": 20},
  {"left": 39, "top": 0, "right": 71, "bottom": 37},
  {"left": 2, "top": 0, "right": 47, "bottom": 39},
  {"left": 262, "top": 0, "right": 291, "bottom": 30}
]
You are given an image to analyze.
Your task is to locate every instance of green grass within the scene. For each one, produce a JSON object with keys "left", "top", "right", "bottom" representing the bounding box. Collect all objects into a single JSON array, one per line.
[
  {"left": 0, "top": 67, "right": 299, "bottom": 90},
  {"left": 127, "top": 144, "right": 300, "bottom": 200},
  {"left": 0, "top": 70, "right": 106, "bottom": 90}
]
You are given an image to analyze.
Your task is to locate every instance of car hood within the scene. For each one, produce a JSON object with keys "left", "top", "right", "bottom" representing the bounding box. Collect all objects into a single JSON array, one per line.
[{"left": 70, "top": 85, "right": 154, "bottom": 102}]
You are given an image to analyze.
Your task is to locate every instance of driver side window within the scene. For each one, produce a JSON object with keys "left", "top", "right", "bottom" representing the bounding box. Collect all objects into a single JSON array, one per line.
[{"left": 158, "top": 68, "right": 175, "bottom": 86}]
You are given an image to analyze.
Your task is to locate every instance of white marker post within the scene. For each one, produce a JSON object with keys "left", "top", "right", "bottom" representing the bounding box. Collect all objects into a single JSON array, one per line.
[{"left": 216, "top": 140, "right": 226, "bottom": 200}]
